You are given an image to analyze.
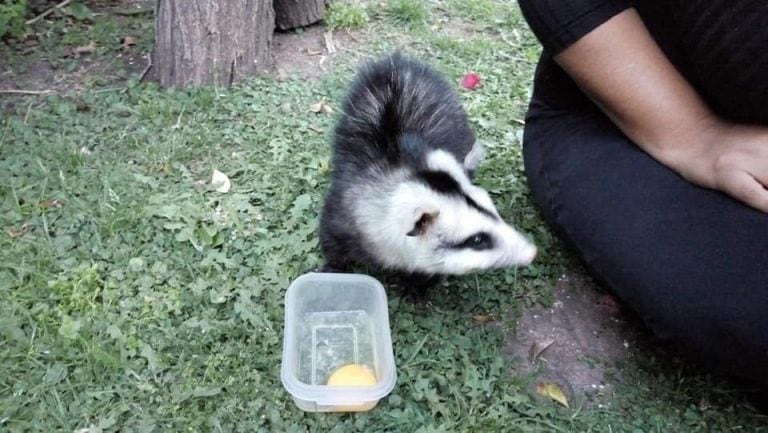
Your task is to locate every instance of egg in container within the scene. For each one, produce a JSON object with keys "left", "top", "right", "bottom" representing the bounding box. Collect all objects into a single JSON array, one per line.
[{"left": 280, "top": 272, "right": 397, "bottom": 412}]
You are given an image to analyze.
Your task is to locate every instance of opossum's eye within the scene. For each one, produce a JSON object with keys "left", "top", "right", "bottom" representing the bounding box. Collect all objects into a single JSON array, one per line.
[{"left": 458, "top": 232, "right": 493, "bottom": 250}]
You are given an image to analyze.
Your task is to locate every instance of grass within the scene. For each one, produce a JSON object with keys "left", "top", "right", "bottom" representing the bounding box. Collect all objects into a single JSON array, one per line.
[
  {"left": 386, "top": 0, "right": 428, "bottom": 27},
  {"left": 325, "top": 1, "right": 370, "bottom": 30},
  {"left": 0, "top": 0, "right": 28, "bottom": 39},
  {"left": 1, "top": 1, "right": 767, "bottom": 432}
]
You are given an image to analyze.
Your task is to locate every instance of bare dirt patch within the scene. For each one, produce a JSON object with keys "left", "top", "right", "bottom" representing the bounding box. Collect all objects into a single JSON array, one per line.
[
  {"left": 1, "top": 3, "right": 369, "bottom": 98},
  {"left": 0, "top": 51, "right": 146, "bottom": 94},
  {"left": 270, "top": 25, "right": 370, "bottom": 80},
  {"left": 435, "top": 17, "right": 480, "bottom": 41},
  {"left": 504, "top": 268, "right": 651, "bottom": 409},
  {"left": 0, "top": 0, "right": 153, "bottom": 95}
]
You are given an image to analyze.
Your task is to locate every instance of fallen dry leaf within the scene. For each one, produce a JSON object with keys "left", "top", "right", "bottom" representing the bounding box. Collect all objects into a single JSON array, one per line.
[
  {"left": 309, "top": 100, "right": 334, "bottom": 115},
  {"left": 64, "top": 42, "right": 96, "bottom": 58},
  {"left": 40, "top": 198, "right": 66, "bottom": 209},
  {"left": 211, "top": 169, "right": 231, "bottom": 193},
  {"left": 471, "top": 314, "right": 499, "bottom": 324},
  {"left": 74, "top": 42, "right": 96, "bottom": 54},
  {"left": 537, "top": 381, "right": 569, "bottom": 408},
  {"left": 303, "top": 48, "right": 323, "bottom": 56},
  {"left": 308, "top": 124, "right": 325, "bottom": 133},
  {"left": 529, "top": 338, "right": 555, "bottom": 362},
  {"left": 7, "top": 222, "right": 32, "bottom": 239},
  {"left": 121, "top": 36, "right": 137, "bottom": 47}
]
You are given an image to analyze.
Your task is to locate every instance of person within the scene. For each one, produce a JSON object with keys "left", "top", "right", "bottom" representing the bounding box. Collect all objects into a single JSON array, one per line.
[{"left": 515, "top": 1, "right": 768, "bottom": 387}]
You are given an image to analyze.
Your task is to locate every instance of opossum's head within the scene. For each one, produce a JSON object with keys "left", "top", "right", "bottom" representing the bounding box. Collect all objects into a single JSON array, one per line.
[{"left": 380, "top": 150, "right": 537, "bottom": 275}]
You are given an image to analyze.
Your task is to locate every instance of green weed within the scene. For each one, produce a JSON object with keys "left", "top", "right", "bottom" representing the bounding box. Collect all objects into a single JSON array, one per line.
[
  {"left": 0, "top": 0, "right": 27, "bottom": 39},
  {"left": 446, "top": 0, "right": 496, "bottom": 21},
  {"left": 387, "top": 0, "right": 428, "bottom": 27},
  {"left": 325, "top": 2, "right": 369, "bottom": 30}
]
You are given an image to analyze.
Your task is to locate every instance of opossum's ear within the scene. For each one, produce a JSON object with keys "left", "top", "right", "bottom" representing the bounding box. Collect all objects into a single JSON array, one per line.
[
  {"left": 406, "top": 209, "right": 439, "bottom": 237},
  {"left": 463, "top": 140, "right": 485, "bottom": 179}
]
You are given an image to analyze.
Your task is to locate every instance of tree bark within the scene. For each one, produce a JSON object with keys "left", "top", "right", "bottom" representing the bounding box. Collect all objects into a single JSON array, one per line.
[
  {"left": 152, "top": 0, "right": 274, "bottom": 88},
  {"left": 274, "top": 0, "right": 325, "bottom": 30}
]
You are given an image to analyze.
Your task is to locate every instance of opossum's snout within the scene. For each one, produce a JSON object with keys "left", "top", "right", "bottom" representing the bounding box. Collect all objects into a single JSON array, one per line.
[
  {"left": 435, "top": 226, "right": 537, "bottom": 275},
  {"left": 519, "top": 242, "right": 538, "bottom": 265},
  {"left": 498, "top": 224, "right": 537, "bottom": 266},
  {"left": 426, "top": 218, "right": 538, "bottom": 275}
]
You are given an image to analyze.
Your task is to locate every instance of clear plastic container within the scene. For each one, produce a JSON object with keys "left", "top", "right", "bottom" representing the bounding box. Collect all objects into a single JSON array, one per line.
[{"left": 280, "top": 272, "right": 397, "bottom": 412}]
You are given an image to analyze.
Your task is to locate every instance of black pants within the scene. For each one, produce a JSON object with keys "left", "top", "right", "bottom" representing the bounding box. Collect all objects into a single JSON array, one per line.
[{"left": 522, "top": 58, "right": 768, "bottom": 385}]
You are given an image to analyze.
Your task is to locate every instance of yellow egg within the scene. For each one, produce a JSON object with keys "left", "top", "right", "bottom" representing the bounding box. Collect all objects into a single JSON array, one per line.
[
  {"left": 326, "top": 363, "right": 378, "bottom": 387},
  {"left": 325, "top": 364, "right": 379, "bottom": 412}
]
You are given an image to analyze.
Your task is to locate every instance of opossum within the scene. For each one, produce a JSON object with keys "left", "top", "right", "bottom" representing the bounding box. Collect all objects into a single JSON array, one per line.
[{"left": 317, "top": 52, "right": 537, "bottom": 294}]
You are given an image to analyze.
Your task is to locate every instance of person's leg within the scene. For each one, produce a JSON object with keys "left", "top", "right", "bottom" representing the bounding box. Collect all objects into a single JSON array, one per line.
[{"left": 521, "top": 62, "right": 768, "bottom": 384}]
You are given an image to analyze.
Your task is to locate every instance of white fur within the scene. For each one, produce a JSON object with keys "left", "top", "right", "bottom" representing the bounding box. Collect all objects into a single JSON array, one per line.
[
  {"left": 425, "top": 149, "right": 498, "bottom": 217},
  {"left": 350, "top": 159, "right": 537, "bottom": 275},
  {"left": 426, "top": 149, "right": 472, "bottom": 188},
  {"left": 463, "top": 141, "right": 485, "bottom": 173}
]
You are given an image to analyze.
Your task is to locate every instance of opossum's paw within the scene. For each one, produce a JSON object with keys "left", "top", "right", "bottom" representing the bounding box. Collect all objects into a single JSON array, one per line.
[
  {"left": 395, "top": 273, "right": 440, "bottom": 304},
  {"left": 312, "top": 263, "right": 350, "bottom": 274},
  {"left": 407, "top": 273, "right": 441, "bottom": 288},
  {"left": 400, "top": 285, "right": 430, "bottom": 304}
]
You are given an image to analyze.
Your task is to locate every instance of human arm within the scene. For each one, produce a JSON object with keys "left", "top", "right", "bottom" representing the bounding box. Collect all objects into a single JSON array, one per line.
[
  {"left": 551, "top": 8, "right": 768, "bottom": 213},
  {"left": 516, "top": 0, "right": 768, "bottom": 213},
  {"left": 555, "top": 9, "right": 768, "bottom": 212}
]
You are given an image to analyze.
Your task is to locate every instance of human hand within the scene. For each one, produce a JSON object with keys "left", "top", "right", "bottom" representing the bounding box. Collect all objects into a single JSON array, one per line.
[
  {"left": 665, "top": 122, "right": 768, "bottom": 213},
  {"left": 550, "top": 9, "right": 768, "bottom": 213}
]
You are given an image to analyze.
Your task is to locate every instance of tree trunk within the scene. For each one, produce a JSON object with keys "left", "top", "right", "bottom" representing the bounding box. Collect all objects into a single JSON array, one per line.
[
  {"left": 274, "top": 0, "right": 325, "bottom": 30},
  {"left": 152, "top": 0, "right": 274, "bottom": 88}
]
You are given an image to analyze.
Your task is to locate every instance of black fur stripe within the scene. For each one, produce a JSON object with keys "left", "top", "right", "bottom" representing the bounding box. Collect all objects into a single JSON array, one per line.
[{"left": 414, "top": 170, "right": 498, "bottom": 220}]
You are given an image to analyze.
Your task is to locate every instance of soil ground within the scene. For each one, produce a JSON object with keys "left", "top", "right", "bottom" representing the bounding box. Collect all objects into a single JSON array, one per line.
[{"left": 505, "top": 267, "right": 650, "bottom": 409}]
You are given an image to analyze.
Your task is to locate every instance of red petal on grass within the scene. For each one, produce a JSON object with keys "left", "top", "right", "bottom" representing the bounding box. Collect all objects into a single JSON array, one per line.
[{"left": 460, "top": 72, "right": 482, "bottom": 90}]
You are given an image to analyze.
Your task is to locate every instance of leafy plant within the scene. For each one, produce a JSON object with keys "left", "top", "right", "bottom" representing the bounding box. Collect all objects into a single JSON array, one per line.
[
  {"left": 325, "top": 1, "right": 369, "bottom": 30},
  {"left": 387, "top": 0, "right": 427, "bottom": 27},
  {"left": 61, "top": 1, "right": 94, "bottom": 21},
  {"left": 0, "top": 0, "right": 28, "bottom": 39}
]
